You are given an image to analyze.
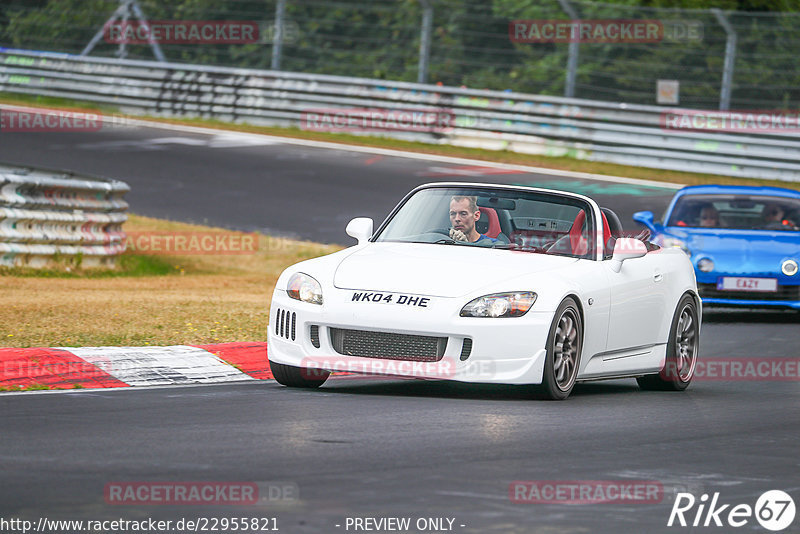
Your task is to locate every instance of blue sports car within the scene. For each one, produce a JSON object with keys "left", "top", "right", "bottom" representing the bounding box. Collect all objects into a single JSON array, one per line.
[{"left": 633, "top": 185, "right": 800, "bottom": 310}]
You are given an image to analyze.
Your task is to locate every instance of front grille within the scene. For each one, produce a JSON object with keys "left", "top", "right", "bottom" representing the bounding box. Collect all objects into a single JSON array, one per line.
[
  {"left": 699, "top": 283, "right": 800, "bottom": 302},
  {"left": 329, "top": 328, "right": 447, "bottom": 362},
  {"left": 274, "top": 308, "right": 296, "bottom": 340}
]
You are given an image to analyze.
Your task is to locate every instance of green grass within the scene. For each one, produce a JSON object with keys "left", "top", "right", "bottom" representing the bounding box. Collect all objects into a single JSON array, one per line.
[
  {"left": 0, "top": 214, "right": 340, "bottom": 348},
  {"left": 0, "top": 383, "right": 51, "bottom": 392},
  {"left": 1, "top": 92, "right": 123, "bottom": 114},
  {"left": 0, "top": 254, "right": 179, "bottom": 278}
]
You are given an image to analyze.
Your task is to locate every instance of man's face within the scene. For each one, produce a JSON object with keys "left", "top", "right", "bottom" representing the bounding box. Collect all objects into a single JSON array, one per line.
[
  {"left": 699, "top": 207, "right": 718, "bottom": 227},
  {"left": 449, "top": 198, "right": 479, "bottom": 235},
  {"left": 764, "top": 204, "right": 784, "bottom": 222}
]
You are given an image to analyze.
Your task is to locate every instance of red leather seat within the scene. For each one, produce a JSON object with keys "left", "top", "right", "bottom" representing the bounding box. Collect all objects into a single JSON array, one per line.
[
  {"left": 477, "top": 207, "right": 502, "bottom": 238},
  {"left": 569, "top": 210, "right": 611, "bottom": 256}
]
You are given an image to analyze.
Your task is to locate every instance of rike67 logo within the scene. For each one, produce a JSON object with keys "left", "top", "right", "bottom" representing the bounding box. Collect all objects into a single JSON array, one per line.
[{"left": 668, "top": 490, "right": 795, "bottom": 531}]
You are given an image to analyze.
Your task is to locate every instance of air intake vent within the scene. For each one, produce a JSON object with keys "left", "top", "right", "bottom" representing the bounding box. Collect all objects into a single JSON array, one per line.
[
  {"left": 310, "top": 325, "right": 320, "bottom": 348},
  {"left": 459, "top": 338, "right": 473, "bottom": 361},
  {"left": 274, "top": 308, "right": 296, "bottom": 341},
  {"left": 329, "top": 328, "right": 447, "bottom": 362}
]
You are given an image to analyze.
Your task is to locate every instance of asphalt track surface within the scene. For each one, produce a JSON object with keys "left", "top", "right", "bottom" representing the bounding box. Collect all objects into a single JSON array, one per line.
[
  {"left": 1, "top": 124, "right": 799, "bottom": 533},
  {"left": 0, "top": 124, "right": 674, "bottom": 245}
]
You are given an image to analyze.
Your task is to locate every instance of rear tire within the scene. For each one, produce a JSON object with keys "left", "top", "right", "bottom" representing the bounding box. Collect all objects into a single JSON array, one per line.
[
  {"left": 535, "top": 297, "right": 582, "bottom": 400},
  {"left": 269, "top": 360, "right": 329, "bottom": 388},
  {"left": 637, "top": 294, "right": 698, "bottom": 391}
]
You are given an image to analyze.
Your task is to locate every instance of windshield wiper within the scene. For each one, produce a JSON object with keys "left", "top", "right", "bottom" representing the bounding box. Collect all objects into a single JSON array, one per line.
[
  {"left": 493, "top": 244, "right": 547, "bottom": 253},
  {"left": 400, "top": 239, "right": 461, "bottom": 245}
]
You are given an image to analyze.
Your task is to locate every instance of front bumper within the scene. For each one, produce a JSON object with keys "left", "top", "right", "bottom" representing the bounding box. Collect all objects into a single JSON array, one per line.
[
  {"left": 696, "top": 280, "right": 800, "bottom": 310},
  {"left": 267, "top": 289, "right": 552, "bottom": 385},
  {"left": 700, "top": 297, "right": 800, "bottom": 310}
]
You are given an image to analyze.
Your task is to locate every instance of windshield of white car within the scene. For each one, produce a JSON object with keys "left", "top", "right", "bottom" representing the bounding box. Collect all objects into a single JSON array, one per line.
[
  {"left": 667, "top": 194, "right": 800, "bottom": 231},
  {"left": 373, "top": 187, "right": 596, "bottom": 258}
]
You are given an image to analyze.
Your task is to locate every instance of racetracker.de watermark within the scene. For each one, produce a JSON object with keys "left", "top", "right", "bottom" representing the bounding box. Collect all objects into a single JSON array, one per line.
[
  {"left": 298, "top": 356, "right": 495, "bottom": 381},
  {"left": 509, "top": 19, "right": 702, "bottom": 43},
  {"left": 508, "top": 19, "right": 704, "bottom": 44},
  {"left": 301, "top": 108, "right": 456, "bottom": 133},
  {"left": 661, "top": 109, "right": 800, "bottom": 133},
  {"left": 124, "top": 232, "right": 259, "bottom": 255},
  {"left": 664, "top": 357, "right": 800, "bottom": 382},
  {"left": 0, "top": 109, "right": 136, "bottom": 133},
  {"left": 104, "top": 481, "right": 298, "bottom": 505},
  {"left": 510, "top": 19, "right": 661, "bottom": 43},
  {"left": 510, "top": 480, "right": 664, "bottom": 504},
  {"left": 1, "top": 358, "right": 113, "bottom": 380},
  {"left": 104, "top": 20, "right": 259, "bottom": 44}
]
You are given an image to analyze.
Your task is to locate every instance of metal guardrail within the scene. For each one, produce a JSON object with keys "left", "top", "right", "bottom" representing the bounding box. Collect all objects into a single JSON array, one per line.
[
  {"left": 0, "top": 163, "right": 129, "bottom": 267},
  {"left": 1, "top": 48, "right": 799, "bottom": 182}
]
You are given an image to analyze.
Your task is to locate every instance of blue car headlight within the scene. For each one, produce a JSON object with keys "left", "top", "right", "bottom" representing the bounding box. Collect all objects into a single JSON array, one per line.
[
  {"left": 460, "top": 292, "right": 537, "bottom": 318},
  {"left": 659, "top": 236, "right": 690, "bottom": 256},
  {"left": 287, "top": 273, "right": 323, "bottom": 305},
  {"left": 697, "top": 258, "right": 714, "bottom": 272}
]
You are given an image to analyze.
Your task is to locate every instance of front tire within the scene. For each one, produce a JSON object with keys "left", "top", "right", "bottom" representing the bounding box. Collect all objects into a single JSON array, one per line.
[
  {"left": 536, "top": 297, "right": 582, "bottom": 400},
  {"left": 637, "top": 293, "right": 699, "bottom": 391},
  {"left": 269, "top": 360, "right": 330, "bottom": 388}
]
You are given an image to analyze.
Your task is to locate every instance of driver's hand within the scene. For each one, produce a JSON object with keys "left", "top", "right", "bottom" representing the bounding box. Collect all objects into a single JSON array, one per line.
[{"left": 449, "top": 228, "right": 468, "bottom": 241}]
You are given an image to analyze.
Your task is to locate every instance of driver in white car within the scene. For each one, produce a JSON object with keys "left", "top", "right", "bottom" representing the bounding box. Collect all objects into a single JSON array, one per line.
[{"left": 448, "top": 195, "right": 498, "bottom": 244}]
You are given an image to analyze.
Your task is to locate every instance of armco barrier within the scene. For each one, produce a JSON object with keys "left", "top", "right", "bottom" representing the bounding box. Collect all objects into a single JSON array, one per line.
[
  {"left": 0, "top": 163, "right": 129, "bottom": 267},
  {"left": 1, "top": 48, "right": 800, "bottom": 181}
]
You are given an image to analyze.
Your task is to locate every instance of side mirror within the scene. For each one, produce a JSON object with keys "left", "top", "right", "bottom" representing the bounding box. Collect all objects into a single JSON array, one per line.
[
  {"left": 346, "top": 217, "right": 373, "bottom": 245},
  {"left": 609, "top": 238, "right": 648, "bottom": 273},
  {"left": 632, "top": 211, "right": 657, "bottom": 233}
]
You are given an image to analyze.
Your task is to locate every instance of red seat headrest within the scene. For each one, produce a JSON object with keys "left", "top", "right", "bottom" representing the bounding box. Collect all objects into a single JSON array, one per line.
[
  {"left": 478, "top": 207, "right": 502, "bottom": 238},
  {"left": 569, "top": 210, "right": 611, "bottom": 256}
]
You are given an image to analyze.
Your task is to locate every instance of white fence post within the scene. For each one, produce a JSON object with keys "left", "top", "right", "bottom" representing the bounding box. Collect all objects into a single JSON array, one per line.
[
  {"left": 712, "top": 9, "right": 737, "bottom": 111},
  {"left": 418, "top": 0, "right": 434, "bottom": 84},
  {"left": 271, "top": 0, "right": 287, "bottom": 71},
  {"left": 557, "top": 0, "right": 579, "bottom": 99}
]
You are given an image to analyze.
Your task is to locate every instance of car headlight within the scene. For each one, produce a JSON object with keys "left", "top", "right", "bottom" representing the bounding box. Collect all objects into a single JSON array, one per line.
[
  {"left": 287, "top": 273, "right": 323, "bottom": 305},
  {"left": 460, "top": 292, "right": 536, "bottom": 318},
  {"left": 659, "top": 237, "right": 690, "bottom": 255},
  {"left": 697, "top": 258, "right": 714, "bottom": 272}
]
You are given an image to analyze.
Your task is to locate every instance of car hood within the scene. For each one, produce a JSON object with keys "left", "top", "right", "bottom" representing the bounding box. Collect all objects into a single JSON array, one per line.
[
  {"left": 662, "top": 228, "right": 800, "bottom": 276},
  {"left": 333, "top": 242, "right": 579, "bottom": 297},
  {"left": 665, "top": 228, "right": 800, "bottom": 259}
]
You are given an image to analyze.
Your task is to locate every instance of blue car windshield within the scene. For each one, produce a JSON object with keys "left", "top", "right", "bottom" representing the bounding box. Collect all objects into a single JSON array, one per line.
[{"left": 667, "top": 194, "right": 800, "bottom": 231}]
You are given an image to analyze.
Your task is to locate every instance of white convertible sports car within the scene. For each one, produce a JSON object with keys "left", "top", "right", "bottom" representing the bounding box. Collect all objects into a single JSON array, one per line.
[{"left": 268, "top": 182, "right": 700, "bottom": 399}]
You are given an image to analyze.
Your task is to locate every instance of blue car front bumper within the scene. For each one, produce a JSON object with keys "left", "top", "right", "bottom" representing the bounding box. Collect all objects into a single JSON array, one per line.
[{"left": 697, "top": 281, "right": 800, "bottom": 309}]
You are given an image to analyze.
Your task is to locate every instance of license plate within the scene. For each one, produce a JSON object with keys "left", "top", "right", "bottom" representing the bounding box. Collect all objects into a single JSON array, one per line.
[{"left": 716, "top": 277, "right": 778, "bottom": 292}]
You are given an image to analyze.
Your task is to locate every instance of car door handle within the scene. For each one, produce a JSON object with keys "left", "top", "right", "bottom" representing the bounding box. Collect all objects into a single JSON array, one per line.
[{"left": 654, "top": 271, "right": 664, "bottom": 282}]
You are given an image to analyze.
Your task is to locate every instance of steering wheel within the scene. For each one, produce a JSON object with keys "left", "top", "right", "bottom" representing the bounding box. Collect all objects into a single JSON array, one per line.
[{"left": 763, "top": 220, "right": 795, "bottom": 230}]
